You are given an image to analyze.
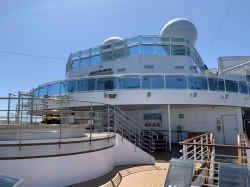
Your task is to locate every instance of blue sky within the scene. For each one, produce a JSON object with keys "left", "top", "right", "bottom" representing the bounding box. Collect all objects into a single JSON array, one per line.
[{"left": 0, "top": 0, "right": 249, "bottom": 97}]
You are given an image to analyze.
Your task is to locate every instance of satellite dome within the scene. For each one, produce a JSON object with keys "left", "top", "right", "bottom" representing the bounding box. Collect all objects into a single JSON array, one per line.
[
  {"left": 102, "top": 37, "right": 123, "bottom": 45},
  {"left": 160, "top": 18, "right": 198, "bottom": 46}
]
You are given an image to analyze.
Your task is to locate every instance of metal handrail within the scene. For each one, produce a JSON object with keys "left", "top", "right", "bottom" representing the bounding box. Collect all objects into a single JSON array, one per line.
[{"left": 0, "top": 97, "right": 156, "bottom": 154}]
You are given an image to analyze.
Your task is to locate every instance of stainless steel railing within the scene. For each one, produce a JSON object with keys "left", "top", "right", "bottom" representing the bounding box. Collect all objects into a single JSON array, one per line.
[{"left": 0, "top": 97, "right": 156, "bottom": 153}]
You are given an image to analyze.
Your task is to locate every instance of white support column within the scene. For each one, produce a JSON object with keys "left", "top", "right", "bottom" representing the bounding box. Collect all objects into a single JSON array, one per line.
[{"left": 168, "top": 104, "right": 171, "bottom": 151}]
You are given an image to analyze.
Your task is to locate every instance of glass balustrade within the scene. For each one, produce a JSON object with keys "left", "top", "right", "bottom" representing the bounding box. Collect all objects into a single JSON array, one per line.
[
  {"left": 34, "top": 75, "right": 250, "bottom": 98},
  {"left": 68, "top": 35, "right": 204, "bottom": 72}
]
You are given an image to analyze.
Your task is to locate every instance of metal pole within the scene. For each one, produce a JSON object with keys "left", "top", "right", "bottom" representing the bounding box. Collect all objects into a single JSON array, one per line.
[
  {"left": 7, "top": 93, "right": 11, "bottom": 125},
  {"left": 60, "top": 100, "right": 62, "bottom": 148},
  {"left": 90, "top": 102, "right": 93, "bottom": 145},
  {"left": 108, "top": 105, "right": 110, "bottom": 134},
  {"left": 17, "top": 91, "right": 21, "bottom": 125},
  {"left": 168, "top": 104, "right": 171, "bottom": 151}
]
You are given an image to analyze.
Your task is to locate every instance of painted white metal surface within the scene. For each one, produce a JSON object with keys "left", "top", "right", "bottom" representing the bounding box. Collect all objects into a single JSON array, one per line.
[
  {"left": 222, "top": 115, "right": 238, "bottom": 145},
  {"left": 114, "top": 134, "right": 155, "bottom": 166}
]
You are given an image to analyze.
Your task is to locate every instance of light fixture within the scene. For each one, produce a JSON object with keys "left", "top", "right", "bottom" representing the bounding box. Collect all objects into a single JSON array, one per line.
[
  {"left": 221, "top": 94, "right": 229, "bottom": 99},
  {"left": 147, "top": 92, "right": 151, "bottom": 97},
  {"left": 190, "top": 92, "right": 197, "bottom": 97},
  {"left": 108, "top": 93, "right": 116, "bottom": 98}
]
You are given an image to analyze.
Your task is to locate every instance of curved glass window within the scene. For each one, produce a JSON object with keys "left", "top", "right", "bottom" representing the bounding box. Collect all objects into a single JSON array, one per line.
[
  {"left": 239, "top": 82, "right": 248, "bottom": 94},
  {"left": 77, "top": 79, "right": 88, "bottom": 92},
  {"left": 140, "top": 45, "right": 154, "bottom": 55},
  {"left": 142, "top": 76, "right": 164, "bottom": 89},
  {"left": 91, "top": 47, "right": 100, "bottom": 54},
  {"left": 156, "top": 37, "right": 170, "bottom": 43},
  {"left": 225, "top": 80, "right": 238, "bottom": 92},
  {"left": 90, "top": 55, "right": 100, "bottom": 65},
  {"left": 71, "top": 52, "right": 79, "bottom": 59},
  {"left": 188, "top": 77, "right": 208, "bottom": 90},
  {"left": 48, "top": 82, "right": 60, "bottom": 96},
  {"left": 88, "top": 79, "right": 96, "bottom": 91},
  {"left": 140, "top": 36, "right": 154, "bottom": 43},
  {"left": 118, "top": 76, "right": 140, "bottom": 89},
  {"left": 61, "top": 81, "right": 76, "bottom": 94},
  {"left": 71, "top": 60, "right": 79, "bottom": 69},
  {"left": 101, "top": 52, "right": 112, "bottom": 62},
  {"left": 80, "top": 50, "right": 89, "bottom": 58},
  {"left": 208, "top": 78, "right": 225, "bottom": 91},
  {"left": 126, "top": 37, "right": 139, "bottom": 45},
  {"left": 33, "top": 88, "right": 39, "bottom": 98},
  {"left": 113, "top": 41, "right": 125, "bottom": 48},
  {"left": 126, "top": 45, "right": 139, "bottom": 57},
  {"left": 171, "top": 38, "right": 185, "bottom": 43},
  {"left": 114, "top": 49, "right": 125, "bottom": 60},
  {"left": 60, "top": 82, "right": 68, "bottom": 95},
  {"left": 80, "top": 57, "right": 89, "bottom": 67},
  {"left": 166, "top": 76, "right": 187, "bottom": 89},
  {"left": 156, "top": 45, "right": 170, "bottom": 55},
  {"left": 171, "top": 45, "right": 185, "bottom": 55},
  {"left": 39, "top": 85, "right": 48, "bottom": 97},
  {"left": 186, "top": 47, "right": 190, "bottom": 57},
  {"left": 97, "top": 77, "right": 117, "bottom": 90}
]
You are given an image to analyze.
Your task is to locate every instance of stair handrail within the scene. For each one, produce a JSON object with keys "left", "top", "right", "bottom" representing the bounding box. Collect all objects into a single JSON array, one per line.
[{"left": 113, "top": 106, "right": 158, "bottom": 139}]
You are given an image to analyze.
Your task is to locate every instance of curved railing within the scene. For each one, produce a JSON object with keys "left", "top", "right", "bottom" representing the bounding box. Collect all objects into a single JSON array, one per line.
[
  {"left": 0, "top": 97, "right": 157, "bottom": 153},
  {"left": 32, "top": 74, "right": 250, "bottom": 98},
  {"left": 66, "top": 35, "right": 204, "bottom": 74}
]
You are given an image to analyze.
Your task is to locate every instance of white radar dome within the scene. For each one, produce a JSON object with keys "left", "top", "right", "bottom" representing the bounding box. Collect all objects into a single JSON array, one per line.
[
  {"left": 160, "top": 18, "right": 198, "bottom": 46},
  {"left": 102, "top": 37, "right": 123, "bottom": 45}
]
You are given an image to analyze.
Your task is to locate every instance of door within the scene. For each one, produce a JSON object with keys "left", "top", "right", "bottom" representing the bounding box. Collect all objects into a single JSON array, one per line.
[{"left": 222, "top": 115, "right": 238, "bottom": 145}]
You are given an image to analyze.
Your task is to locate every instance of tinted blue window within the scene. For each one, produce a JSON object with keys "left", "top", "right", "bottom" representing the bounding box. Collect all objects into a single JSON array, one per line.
[
  {"left": 91, "top": 55, "right": 100, "bottom": 65},
  {"left": 88, "top": 79, "right": 96, "bottom": 91},
  {"left": 101, "top": 52, "right": 112, "bottom": 62},
  {"left": 113, "top": 41, "right": 125, "bottom": 48},
  {"left": 186, "top": 39, "right": 191, "bottom": 45},
  {"left": 71, "top": 52, "right": 79, "bottom": 59},
  {"left": 140, "top": 45, "right": 154, "bottom": 55},
  {"left": 39, "top": 85, "right": 48, "bottom": 97},
  {"left": 77, "top": 79, "right": 88, "bottom": 92},
  {"left": 225, "top": 80, "right": 238, "bottom": 92},
  {"left": 118, "top": 76, "right": 140, "bottom": 89},
  {"left": 171, "top": 45, "right": 185, "bottom": 55},
  {"left": 171, "top": 38, "right": 185, "bottom": 42},
  {"left": 166, "top": 76, "right": 187, "bottom": 89},
  {"left": 156, "top": 45, "right": 170, "bottom": 55},
  {"left": 188, "top": 77, "right": 208, "bottom": 90},
  {"left": 48, "top": 82, "right": 60, "bottom": 96},
  {"left": 208, "top": 78, "right": 225, "bottom": 91},
  {"left": 114, "top": 49, "right": 125, "bottom": 60},
  {"left": 240, "top": 82, "right": 248, "bottom": 94},
  {"left": 80, "top": 58, "right": 89, "bottom": 67},
  {"left": 80, "top": 50, "right": 89, "bottom": 57},
  {"left": 186, "top": 47, "right": 190, "bottom": 57},
  {"left": 126, "top": 37, "right": 139, "bottom": 45},
  {"left": 142, "top": 76, "right": 164, "bottom": 89},
  {"left": 97, "top": 77, "right": 117, "bottom": 90},
  {"left": 155, "top": 37, "right": 170, "bottom": 43},
  {"left": 71, "top": 60, "right": 79, "bottom": 69},
  {"left": 126, "top": 46, "right": 139, "bottom": 57},
  {"left": 60, "top": 82, "right": 68, "bottom": 94},
  {"left": 140, "top": 36, "right": 154, "bottom": 43},
  {"left": 91, "top": 47, "right": 100, "bottom": 54},
  {"left": 33, "top": 88, "right": 39, "bottom": 98},
  {"left": 68, "top": 80, "right": 76, "bottom": 93}
]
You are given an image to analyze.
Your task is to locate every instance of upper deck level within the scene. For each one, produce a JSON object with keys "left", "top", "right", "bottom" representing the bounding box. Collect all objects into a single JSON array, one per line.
[{"left": 66, "top": 35, "right": 205, "bottom": 78}]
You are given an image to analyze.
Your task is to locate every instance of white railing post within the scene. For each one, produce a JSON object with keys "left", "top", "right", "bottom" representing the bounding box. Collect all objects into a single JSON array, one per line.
[
  {"left": 201, "top": 136, "right": 204, "bottom": 160},
  {"left": 183, "top": 145, "right": 188, "bottom": 159},
  {"left": 194, "top": 139, "right": 196, "bottom": 161}
]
